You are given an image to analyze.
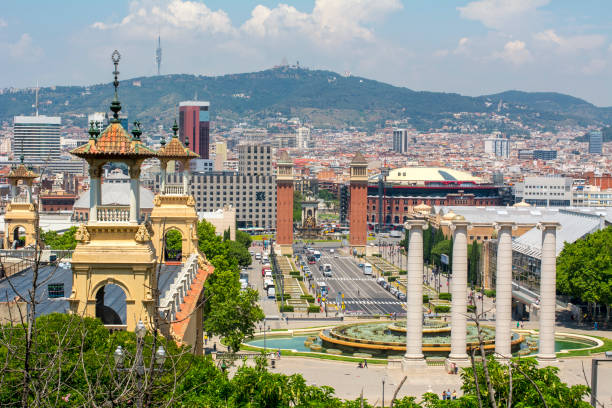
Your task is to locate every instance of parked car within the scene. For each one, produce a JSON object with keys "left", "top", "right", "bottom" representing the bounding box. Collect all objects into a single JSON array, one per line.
[
  {"left": 267, "top": 287, "right": 276, "bottom": 299},
  {"left": 398, "top": 293, "right": 407, "bottom": 301}
]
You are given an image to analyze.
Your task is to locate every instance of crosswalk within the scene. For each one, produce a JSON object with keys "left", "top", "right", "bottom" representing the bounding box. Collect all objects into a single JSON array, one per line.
[
  {"left": 344, "top": 299, "right": 404, "bottom": 305},
  {"left": 325, "top": 277, "right": 374, "bottom": 281}
]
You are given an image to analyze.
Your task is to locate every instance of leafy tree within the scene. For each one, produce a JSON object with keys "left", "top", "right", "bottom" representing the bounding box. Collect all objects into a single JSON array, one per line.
[
  {"left": 556, "top": 226, "right": 612, "bottom": 320},
  {"left": 235, "top": 229, "right": 253, "bottom": 250},
  {"left": 164, "top": 229, "right": 182, "bottom": 252},
  {"left": 294, "top": 190, "right": 304, "bottom": 222},
  {"left": 318, "top": 189, "right": 336, "bottom": 201},
  {"left": 227, "top": 240, "right": 252, "bottom": 268},
  {"left": 431, "top": 239, "right": 451, "bottom": 268},
  {"left": 461, "top": 357, "right": 591, "bottom": 408},
  {"left": 468, "top": 242, "right": 481, "bottom": 286},
  {"left": 40, "top": 226, "right": 77, "bottom": 250}
]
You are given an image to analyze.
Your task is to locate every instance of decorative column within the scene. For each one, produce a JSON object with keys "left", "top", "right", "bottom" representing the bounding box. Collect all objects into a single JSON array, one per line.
[
  {"left": 9, "top": 182, "right": 16, "bottom": 201},
  {"left": 494, "top": 221, "right": 515, "bottom": 359},
  {"left": 89, "top": 166, "right": 101, "bottom": 222},
  {"left": 403, "top": 219, "right": 427, "bottom": 368},
  {"left": 275, "top": 151, "right": 294, "bottom": 255},
  {"left": 160, "top": 160, "right": 167, "bottom": 194},
  {"left": 349, "top": 152, "right": 368, "bottom": 254},
  {"left": 448, "top": 218, "right": 469, "bottom": 364},
  {"left": 182, "top": 165, "right": 189, "bottom": 195},
  {"left": 129, "top": 166, "right": 140, "bottom": 223},
  {"left": 537, "top": 222, "right": 559, "bottom": 363}
]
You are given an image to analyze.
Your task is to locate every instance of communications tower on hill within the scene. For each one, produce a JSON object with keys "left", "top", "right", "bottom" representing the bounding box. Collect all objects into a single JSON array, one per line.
[{"left": 155, "top": 35, "right": 162, "bottom": 75}]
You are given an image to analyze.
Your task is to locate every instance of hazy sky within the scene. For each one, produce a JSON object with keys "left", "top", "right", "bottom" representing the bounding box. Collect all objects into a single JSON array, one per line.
[{"left": 1, "top": 0, "right": 612, "bottom": 106}]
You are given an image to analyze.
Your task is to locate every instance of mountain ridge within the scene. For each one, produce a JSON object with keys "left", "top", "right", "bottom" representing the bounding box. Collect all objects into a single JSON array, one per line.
[{"left": 1, "top": 67, "right": 610, "bottom": 131}]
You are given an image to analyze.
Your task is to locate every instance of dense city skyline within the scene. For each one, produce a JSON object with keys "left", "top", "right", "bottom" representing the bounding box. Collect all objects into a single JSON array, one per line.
[{"left": 1, "top": 0, "right": 612, "bottom": 105}]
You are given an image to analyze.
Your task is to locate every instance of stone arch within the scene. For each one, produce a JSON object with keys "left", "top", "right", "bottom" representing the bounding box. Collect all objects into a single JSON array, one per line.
[
  {"left": 307, "top": 209, "right": 313, "bottom": 217},
  {"left": 393, "top": 215, "right": 400, "bottom": 224},
  {"left": 11, "top": 225, "right": 27, "bottom": 249},
  {"left": 90, "top": 277, "right": 133, "bottom": 302},
  {"left": 94, "top": 283, "right": 127, "bottom": 325},
  {"left": 385, "top": 215, "right": 391, "bottom": 224},
  {"left": 164, "top": 227, "right": 184, "bottom": 262}
]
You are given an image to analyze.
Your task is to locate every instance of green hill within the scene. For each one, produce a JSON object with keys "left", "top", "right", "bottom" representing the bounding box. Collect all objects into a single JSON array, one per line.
[{"left": 1, "top": 67, "right": 610, "bottom": 131}]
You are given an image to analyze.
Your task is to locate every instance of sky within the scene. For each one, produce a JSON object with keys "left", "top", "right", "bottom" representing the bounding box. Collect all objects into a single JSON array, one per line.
[{"left": 1, "top": 0, "right": 612, "bottom": 106}]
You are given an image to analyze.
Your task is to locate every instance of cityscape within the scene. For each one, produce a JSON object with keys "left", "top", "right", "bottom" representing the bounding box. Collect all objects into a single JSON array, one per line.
[{"left": 0, "top": 1, "right": 611, "bottom": 407}]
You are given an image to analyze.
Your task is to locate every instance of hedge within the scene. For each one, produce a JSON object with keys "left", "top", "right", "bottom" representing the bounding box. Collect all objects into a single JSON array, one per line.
[
  {"left": 484, "top": 289, "right": 496, "bottom": 298},
  {"left": 439, "top": 292, "right": 452, "bottom": 301},
  {"left": 388, "top": 276, "right": 397, "bottom": 282},
  {"left": 383, "top": 271, "right": 392, "bottom": 277},
  {"left": 372, "top": 254, "right": 382, "bottom": 257},
  {"left": 295, "top": 276, "right": 303, "bottom": 281},
  {"left": 423, "top": 295, "right": 429, "bottom": 304},
  {"left": 434, "top": 305, "right": 450, "bottom": 313},
  {"left": 301, "top": 295, "right": 315, "bottom": 302},
  {"left": 307, "top": 305, "right": 321, "bottom": 313},
  {"left": 398, "top": 270, "right": 407, "bottom": 275},
  {"left": 279, "top": 305, "right": 294, "bottom": 312},
  {"left": 467, "top": 305, "right": 476, "bottom": 313},
  {"left": 290, "top": 272, "right": 301, "bottom": 277},
  {"left": 275, "top": 294, "right": 291, "bottom": 301}
]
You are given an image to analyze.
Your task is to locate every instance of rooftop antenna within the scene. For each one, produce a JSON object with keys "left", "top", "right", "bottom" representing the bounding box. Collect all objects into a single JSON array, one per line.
[
  {"left": 155, "top": 33, "right": 162, "bottom": 76},
  {"left": 35, "top": 80, "right": 39, "bottom": 117}
]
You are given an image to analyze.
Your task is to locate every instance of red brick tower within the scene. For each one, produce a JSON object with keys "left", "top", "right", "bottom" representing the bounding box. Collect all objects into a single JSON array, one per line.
[
  {"left": 349, "top": 152, "right": 368, "bottom": 254},
  {"left": 275, "top": 151, "right": 294, "bottom": 255}
]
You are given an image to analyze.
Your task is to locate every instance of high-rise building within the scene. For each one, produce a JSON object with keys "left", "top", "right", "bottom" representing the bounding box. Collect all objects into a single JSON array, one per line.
[
  {"left": 179, "top": 101, "right": 210, "bottom": 159},
  {"left": 484, "top": 133, "right": 510, "bottom": 158},
  {"left": 589, "top": 130, "right": 603, "bottom": 154},
  {"left": 533, "top": 150, "right": 557, "bottom": 160},
  {"left": 212, "top": 141, "right": 227, "bottom": 171},
  {"left": 239, "top": 144, "right": 272, "bottom": 176},
  {"left": 13, "top": 115, "right": 61, "bottom": 161},
  {"left": 296, "top": 126, "right": 310, "bottom": 149},
  {"left": 392, "top": 129, "right": 410, "bottom": 154}
]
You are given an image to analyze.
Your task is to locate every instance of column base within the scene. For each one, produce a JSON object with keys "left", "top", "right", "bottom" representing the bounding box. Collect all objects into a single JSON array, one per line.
[
  {"left": 536, "top": 355, "right": 557, "bottom": 366},
  {"left": 277, "top": 244, "right": 293, "bottom": 256},
  {"left": 351, "top": 245, "right": 367, "bottom": 256},
  {"left": 446, "top": 355, "right": 470, "bottom": 366},
  {"left": 402, "top": 355, "right": 426, "bottom": 371}
]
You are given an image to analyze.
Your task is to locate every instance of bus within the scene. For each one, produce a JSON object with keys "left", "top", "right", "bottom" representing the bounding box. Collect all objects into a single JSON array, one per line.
[
  {"left": 363, "top": 263, "right": 373, "bottom": 276},
  {"left": 313, "top": 250, "right": 321, "bottom": 261},
  {"left": 316, "top": 281, "right": 328, "bottom": 298}
]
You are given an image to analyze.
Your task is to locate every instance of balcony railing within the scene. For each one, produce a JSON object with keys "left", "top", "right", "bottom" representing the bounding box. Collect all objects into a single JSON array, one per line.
[
  {"left": 163, "top": 184, "right": 184, "bottom": 195},
  {"left": 96, "top": 206, "right": 130, "bottom": 222},
  {"left": 104, "top": 324, "right": 127, "bottom": 334},
  {"left": 12, "top": 196, "right": 30, "bottom": 204}
]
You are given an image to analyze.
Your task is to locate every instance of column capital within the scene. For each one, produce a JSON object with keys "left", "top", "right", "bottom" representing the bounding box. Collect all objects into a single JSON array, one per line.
[
  {"left": 450, "top": 220, "right": 470, "bottom": 232},
  {"left": 404, "top": 219, "right": 427, "bottom": 230},
  {"left": 537, "top": 221, "right": 560, "bottom": 231},
  {"left": 494, "top": 221, "right": 516, "bottom": 232}
]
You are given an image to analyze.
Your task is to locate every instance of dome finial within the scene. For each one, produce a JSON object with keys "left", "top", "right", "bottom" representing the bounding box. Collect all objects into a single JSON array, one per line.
[
  {"left": 172, "top": 119, "right": 178, "bottom": 138},
  {"left": 109, "top": 50, "right": 122, "bottom": 123}
]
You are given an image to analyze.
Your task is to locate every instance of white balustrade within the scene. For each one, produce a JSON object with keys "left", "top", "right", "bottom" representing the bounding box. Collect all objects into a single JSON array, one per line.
[
  {"left": 159, "top": 253, "right": 198, "bottom": 321},
  {"left": 96, "top": 206, "right": 130, "bottom": 222},
  {"left": 163, "top": 184, "right": 184, "bottom": 195},
  {"left": 12, "top": 196, "right": 30, "bottom": 204}
]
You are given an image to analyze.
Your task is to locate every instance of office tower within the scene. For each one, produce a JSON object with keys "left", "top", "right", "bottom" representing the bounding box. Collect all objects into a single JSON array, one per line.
[
  {"left": 484, "top": 133, "right": 510, "bottom": 158},
  {"left": 533, "top": 150, "right": 557, "bottom": 160},
  {"left": 213, "top": 141, "right": 227, "bottom": 171},
  {"left": 589, "top": 130, "right": 603, "bottom": 154},
  {"left": 238, "top": 144, "right": 272, "bottom": 176},
  {"left": 392, "top": 129, "right": 410, "bottom": 153},
  {"left": 179, "top": 101, "right": 210, "bottom": 158},
  {"left": 296, "top": 126, "right": 310, "bottom": 149},
  {"left": 155, "top": 35, "right": 162, "bottom": 76},
  {"left": 13, "top": 115, "right": 61, "bottom": 161}
]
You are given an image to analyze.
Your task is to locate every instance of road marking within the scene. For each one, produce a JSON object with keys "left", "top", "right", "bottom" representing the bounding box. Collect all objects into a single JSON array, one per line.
[
  {"left": 325, "top": 277, "right": 374, "bottom": 281},
  {"left": 345, "top": 300, "right": 404, "bottom": 305}
]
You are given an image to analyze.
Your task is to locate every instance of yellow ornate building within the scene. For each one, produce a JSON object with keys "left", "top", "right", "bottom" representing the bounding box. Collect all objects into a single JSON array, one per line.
[{"left": 3, "top": 156, "right": 39, "bottom": 249}]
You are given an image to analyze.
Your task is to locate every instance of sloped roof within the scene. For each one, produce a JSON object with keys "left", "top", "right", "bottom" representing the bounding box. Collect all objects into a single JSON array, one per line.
[
  {"left": 158, "top": 136, "right": 199, "bottom": 160},
  {"left": 73, "top": 183, "right": 155, "bottom": 208},
  {"left": 70, "top": 122, "right": 156, "bottom": 160},
  {"left": 351, "top": 152, "right": 367, "bottom": 165},
  {"left": 7, "top": 164, "right": 38, "bottom": 180}
]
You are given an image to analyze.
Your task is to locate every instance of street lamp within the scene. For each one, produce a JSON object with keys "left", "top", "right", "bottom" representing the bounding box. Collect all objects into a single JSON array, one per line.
[
  {"left": 382, "top": 375, "right": 386, "bottom": 408},
  {"left": 113, "top": 321, "right": 167, "bottom": 408}
]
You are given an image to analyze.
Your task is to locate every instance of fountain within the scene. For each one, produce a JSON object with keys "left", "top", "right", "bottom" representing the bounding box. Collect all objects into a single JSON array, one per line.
[{"left": 317, "top": 321, "right": 522, "bottom": 358}]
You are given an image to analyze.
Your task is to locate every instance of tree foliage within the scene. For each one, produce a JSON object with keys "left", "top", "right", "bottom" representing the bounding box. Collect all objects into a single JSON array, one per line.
[
  {"left": 197, "top": 220, "right": 262, "bottom": 352},
  {"left": 294, "top": 190, "right": 304, "bottom": 222},
  {"left": 40, "top": 226, "right": 77, "bottom": 250},
  {"left": 165, "top": 229, "right": 182, "bottom": 252},
  {"left": 556, "top": 226, "right": 612, "bottom": 313},
  {"left": 235, "top": 229, "right": 253, "bottom": 250}
]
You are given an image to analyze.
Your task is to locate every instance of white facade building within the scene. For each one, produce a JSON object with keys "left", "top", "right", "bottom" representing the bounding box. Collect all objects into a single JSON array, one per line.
[{"left": 513, "top": 176, "right": 572, "bottom": 207}]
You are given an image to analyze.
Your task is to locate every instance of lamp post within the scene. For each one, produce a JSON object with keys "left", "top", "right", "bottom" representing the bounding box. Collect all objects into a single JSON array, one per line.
[
  {"left": 113, "top": 320, "right": 167, "bottom": 408},
  {"left": 382, "top": 375, "right": 386, "bottom": 408},
  {"left": 263, "top": 318, "right": 267, "bottom": 354}
]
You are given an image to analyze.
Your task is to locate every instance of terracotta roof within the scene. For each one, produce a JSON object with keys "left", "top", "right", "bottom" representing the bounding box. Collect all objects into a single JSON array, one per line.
[
  {"left": 7, "top": 164, "right": 38, "bottom": 180},
  {"left": 70, "top": 122, "right": 156, "bottom": 160},
  {"left": 157, "top": 136, "right": 199, "bottom": 160},
  {"left": 351, "top": 152, "right": 367, "bottom": 165}
]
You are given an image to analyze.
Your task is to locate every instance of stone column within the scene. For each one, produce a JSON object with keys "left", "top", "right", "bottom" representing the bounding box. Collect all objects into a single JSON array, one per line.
[
  {"left": 403, "top": 219, "right": 427, "bottom": 368},
  {"left": 10, "top": 182, "right": 16, "bottom": 201},
  {"left": 160, "top": 160, "right": 167, "bottom": 194},
  {"left": 183, "top": 168, "right": 190, "bottom": 196},
  {"left": 26, "top": 183, "right": 33, "bottom": 203},
  {"left": 538, "top": 222, "right": 559, "bottom": 362},
  {"left": 88, "top": 166, "right": 100, "bottom": 222},
  {"left": 129, "top": 166, "right": 140, "bottom": 223},
  {"left": 494, "top": 221, "right": 515, "bottom": 359},
  {"left": 448, "top": 220, "right": 469, "bottom": 363}
]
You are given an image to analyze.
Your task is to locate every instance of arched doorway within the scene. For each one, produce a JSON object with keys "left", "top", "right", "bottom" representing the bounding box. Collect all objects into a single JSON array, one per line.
[
  {"left": 95, "top": 284, "right": 126, "bottom": 325},
  {"left": 164, "top": 229, "right": 183, "bottom": 262},
  {"left": 385, "top": 215, "right": 391, "bottom": 225},
  {"left": 394, "top": 215, "right": 400, "bottom": 224},
  {"left": 12, "top": 226, "right": 26, "bottom": 249}
]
